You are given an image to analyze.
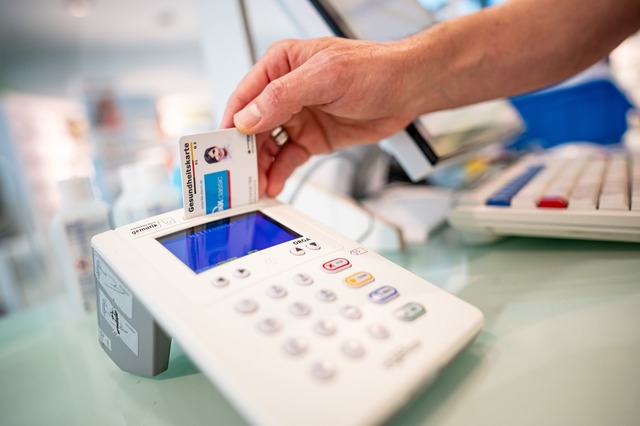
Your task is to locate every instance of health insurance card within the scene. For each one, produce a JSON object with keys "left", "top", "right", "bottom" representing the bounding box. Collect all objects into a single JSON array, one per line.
[{"left": 179, "top": 128, "right": 258, "bottom": 218}]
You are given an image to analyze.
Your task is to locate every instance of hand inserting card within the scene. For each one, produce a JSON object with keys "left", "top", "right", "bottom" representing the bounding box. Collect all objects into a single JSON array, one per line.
[{"left": 179, "top": 128, "right": 258, "bottom": 218}]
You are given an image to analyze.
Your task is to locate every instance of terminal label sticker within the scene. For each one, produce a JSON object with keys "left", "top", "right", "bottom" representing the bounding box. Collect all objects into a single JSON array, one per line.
[
  {"left": 94, "top": 255, "right": 133, "bottom": 318},
  {"left": 98, "top": 329, "right": 112, "bottom": 352},
  {"left": 99, "top": 289, "right": 139, "bottom": 356}
]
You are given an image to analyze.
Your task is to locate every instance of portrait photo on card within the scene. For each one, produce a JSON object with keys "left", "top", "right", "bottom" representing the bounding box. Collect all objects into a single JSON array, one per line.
[{"left": 204, "top": 145, "right": 232, "bottom": 163}]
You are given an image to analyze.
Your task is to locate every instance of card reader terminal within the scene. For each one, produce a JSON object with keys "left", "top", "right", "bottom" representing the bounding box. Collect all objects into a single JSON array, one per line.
[{"left": 92, "top": 199, "right": 483, "bottom": 426}]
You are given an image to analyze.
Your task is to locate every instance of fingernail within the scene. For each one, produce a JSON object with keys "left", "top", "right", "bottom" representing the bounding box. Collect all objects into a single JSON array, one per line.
[{"left": 234, "top": 103, "right": 261, "bottom": 130}]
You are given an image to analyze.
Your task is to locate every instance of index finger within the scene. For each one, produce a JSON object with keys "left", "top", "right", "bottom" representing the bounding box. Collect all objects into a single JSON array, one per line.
[{"left": 220, "top": 40, "right": 297, "bottom": 129}]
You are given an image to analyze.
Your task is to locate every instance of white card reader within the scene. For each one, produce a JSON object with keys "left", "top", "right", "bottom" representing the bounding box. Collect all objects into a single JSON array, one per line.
[{"left": 92, "top": 199, "right": 483, "bottom": 426}]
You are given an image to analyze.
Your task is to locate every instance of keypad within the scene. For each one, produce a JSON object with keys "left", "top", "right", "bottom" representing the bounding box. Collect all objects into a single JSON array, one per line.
[{"left": 229, "top": 256, "right": 428, "bottom": 382}]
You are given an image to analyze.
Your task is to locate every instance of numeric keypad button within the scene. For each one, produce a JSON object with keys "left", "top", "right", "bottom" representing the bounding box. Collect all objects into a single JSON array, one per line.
[
  {"left": 367, "top": 323, "right": 390, "bottom": 340},
  {"left": 257, "top": 318, "right": 282, "bottom": 334},
  {"left": 311, "top": 360, "right": 336, "bottom": 381},
  {"left": 316, "top": 289, "right": 337, "bottom": 302},
  {"left": 292, "top": 273, "right": 314, "bottom": 286},
  {"left": 289, "top": 302, "right": 311, "bottom": 317},
  {"left": 340, "top": 305, "right": 362, "bottom": 320},
  {"left": 341, "top": 340, "right": 365, "bottom": 358},
  {"left": 235, "top": 299, "right": 258, "bottom": 314},
  {"left": 314, "top": 320, "right": 337, "bottom": 336},
  {"left": 283, "top": 338, "right": 308, "bottom": 356},
  {"left": 265, "top": 284, "right": 287, "bottom": 299}
]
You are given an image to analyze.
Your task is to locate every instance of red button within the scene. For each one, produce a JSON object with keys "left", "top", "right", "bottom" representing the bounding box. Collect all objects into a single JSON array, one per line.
[
  {"left": 322, "top": 258, "right": 352, "bottom": 273},
  {"left": 537, "top": 197, "right": 567, "bottom": 208}
]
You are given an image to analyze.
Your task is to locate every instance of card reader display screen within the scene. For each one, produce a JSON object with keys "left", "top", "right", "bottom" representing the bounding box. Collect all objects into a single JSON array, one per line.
[{"left": 157, "top": 211, "right": 300, "bottom": 274}]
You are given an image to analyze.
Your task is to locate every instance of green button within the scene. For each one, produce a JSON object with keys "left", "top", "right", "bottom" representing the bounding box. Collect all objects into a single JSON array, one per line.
[{"left": 395, "top": 302, "right": 426, "bottom": 321}]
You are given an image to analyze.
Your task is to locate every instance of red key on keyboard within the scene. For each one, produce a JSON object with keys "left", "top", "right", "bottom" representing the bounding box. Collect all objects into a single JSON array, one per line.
[{"left": 538, "top": 197, "right": 568, "bottom": 208}]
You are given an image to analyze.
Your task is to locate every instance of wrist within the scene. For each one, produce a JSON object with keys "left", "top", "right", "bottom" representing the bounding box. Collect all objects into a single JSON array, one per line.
[{"left": 390, "top": 31, "right": 447, "bottom": 119}]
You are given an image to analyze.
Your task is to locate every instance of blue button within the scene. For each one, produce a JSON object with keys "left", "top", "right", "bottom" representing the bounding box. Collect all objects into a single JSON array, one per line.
[
  {"left": 368, "top": 286, "right": 399, "bottom": 304},
  {"left": 486, "top": 165, "right": 544, "bottom": 206}
]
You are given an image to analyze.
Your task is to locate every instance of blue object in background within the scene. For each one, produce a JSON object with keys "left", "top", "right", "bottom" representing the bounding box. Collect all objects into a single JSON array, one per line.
[{"left": 508, "top": 79, "right": 635, "bottom": 150}]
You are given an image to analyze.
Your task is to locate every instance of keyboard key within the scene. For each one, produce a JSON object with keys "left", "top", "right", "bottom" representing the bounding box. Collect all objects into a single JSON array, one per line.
[
  {"left": 511, "top": 159, "right": 566, "bottom": 208},
  {"left": 568, "top": 157, "right": 606, "bottom": 210},
  {"left": 599, "top": 193, "right": 629, "bottom": 210},
  {"left": 599, "top": 154, "right": 629, "bottom": 210},
  {"left": 537, "top": 157, "right": 587, "bottom": 209},
  {"left": 538, "top": 196, "right": 568, "bottom": 208},
  {"left": 486, "top": 165, "right": 544, "bottom": 206},
  {"left": 631, "top": 154, "right": 640, "bottom": 211},
  {"left": 459, "top": 156, "right": 541, "bottom": 206}
]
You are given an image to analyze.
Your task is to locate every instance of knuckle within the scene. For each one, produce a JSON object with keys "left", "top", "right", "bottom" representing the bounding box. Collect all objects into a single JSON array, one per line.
[
  {"left": 267, "top": 38, "right": 297, "bottom": 55},
  {"left": 265, "top": 78, "right": 288, "bottom": 108}
]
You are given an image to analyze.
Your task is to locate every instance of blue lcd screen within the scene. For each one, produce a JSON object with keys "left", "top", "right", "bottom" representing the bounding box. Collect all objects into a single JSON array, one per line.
[{"left": 157, "top": 211, "right": 300, "bottom": 274}]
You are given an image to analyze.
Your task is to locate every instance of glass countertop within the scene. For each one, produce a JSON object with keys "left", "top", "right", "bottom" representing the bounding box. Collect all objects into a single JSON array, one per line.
[{"left": 1, "top": 227, "right": 639, "bottom": 425}]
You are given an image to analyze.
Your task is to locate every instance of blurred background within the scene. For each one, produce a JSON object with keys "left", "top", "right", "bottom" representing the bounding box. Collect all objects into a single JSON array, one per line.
[{"left": 0, "top": 0, "right": 638, "bottom": 317}]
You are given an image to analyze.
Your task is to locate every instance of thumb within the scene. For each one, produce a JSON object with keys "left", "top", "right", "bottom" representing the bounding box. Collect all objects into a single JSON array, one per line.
[{"left": 233, "top": 64, "right": 337, "bottom": 134}]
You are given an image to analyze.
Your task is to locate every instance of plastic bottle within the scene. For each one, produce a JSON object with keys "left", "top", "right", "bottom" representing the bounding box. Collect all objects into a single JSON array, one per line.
[
  {"left": 112, "top": 163, "right": 140, "bottom": 227},
  {"left": 135, "top": 161, "right": 181, "bottom": 218},
  {"left": 49, "top": 176, "right": 111, "bottom": 315}
]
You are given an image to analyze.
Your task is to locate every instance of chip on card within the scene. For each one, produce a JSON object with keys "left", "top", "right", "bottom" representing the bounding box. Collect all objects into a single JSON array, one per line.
[{"left": 178, "top": 128, "right": 258, "bottom": 218}]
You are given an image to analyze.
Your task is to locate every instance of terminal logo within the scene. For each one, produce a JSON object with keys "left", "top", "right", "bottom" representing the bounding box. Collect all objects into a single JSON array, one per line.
[
  {"left": 205, "top": 170, "right": 231, "bottom": 213},
  {"left": 130, "top": 221, "right": 160, "bottom": 236}
]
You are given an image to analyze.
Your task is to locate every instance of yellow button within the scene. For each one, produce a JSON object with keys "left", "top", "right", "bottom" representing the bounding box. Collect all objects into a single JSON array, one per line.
[{"left": 344, "top": 271, "right": 374, "bottom": 288}]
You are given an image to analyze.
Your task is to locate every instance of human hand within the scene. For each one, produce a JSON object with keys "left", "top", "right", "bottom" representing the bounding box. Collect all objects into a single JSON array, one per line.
[{"left": 220, "top": 37, "right": 420, "bottom": 197}]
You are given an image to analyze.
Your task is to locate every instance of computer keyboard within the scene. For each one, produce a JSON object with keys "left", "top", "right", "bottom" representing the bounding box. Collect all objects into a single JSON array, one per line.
[{"left": 447, "top": 148, "right": 640, "bottom": 243}]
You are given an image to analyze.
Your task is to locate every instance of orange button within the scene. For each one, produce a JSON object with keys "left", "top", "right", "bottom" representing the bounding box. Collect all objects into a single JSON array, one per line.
[{"left": 344, "top": 271, "right": 374, "bottom": 288}]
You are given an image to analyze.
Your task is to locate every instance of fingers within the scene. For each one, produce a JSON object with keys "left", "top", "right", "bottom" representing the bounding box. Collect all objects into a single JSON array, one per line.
[
  {"left": 234, "top": 69, "right": 334, "bottom": 135},
  {"left": 266, "top": 141, "right": 311, "bottom": 197},
  {"left": 254, "top": 128, "right": 313, "bottom": 198},
  {"left": 233, "top": 48, "right": 349, "bottom": 135},
  {"left": 256, "top": 132, "right": 278, "bottom": 196},
  {"left": 222, "top": 40, "right": 299, "bottom": 130}
]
